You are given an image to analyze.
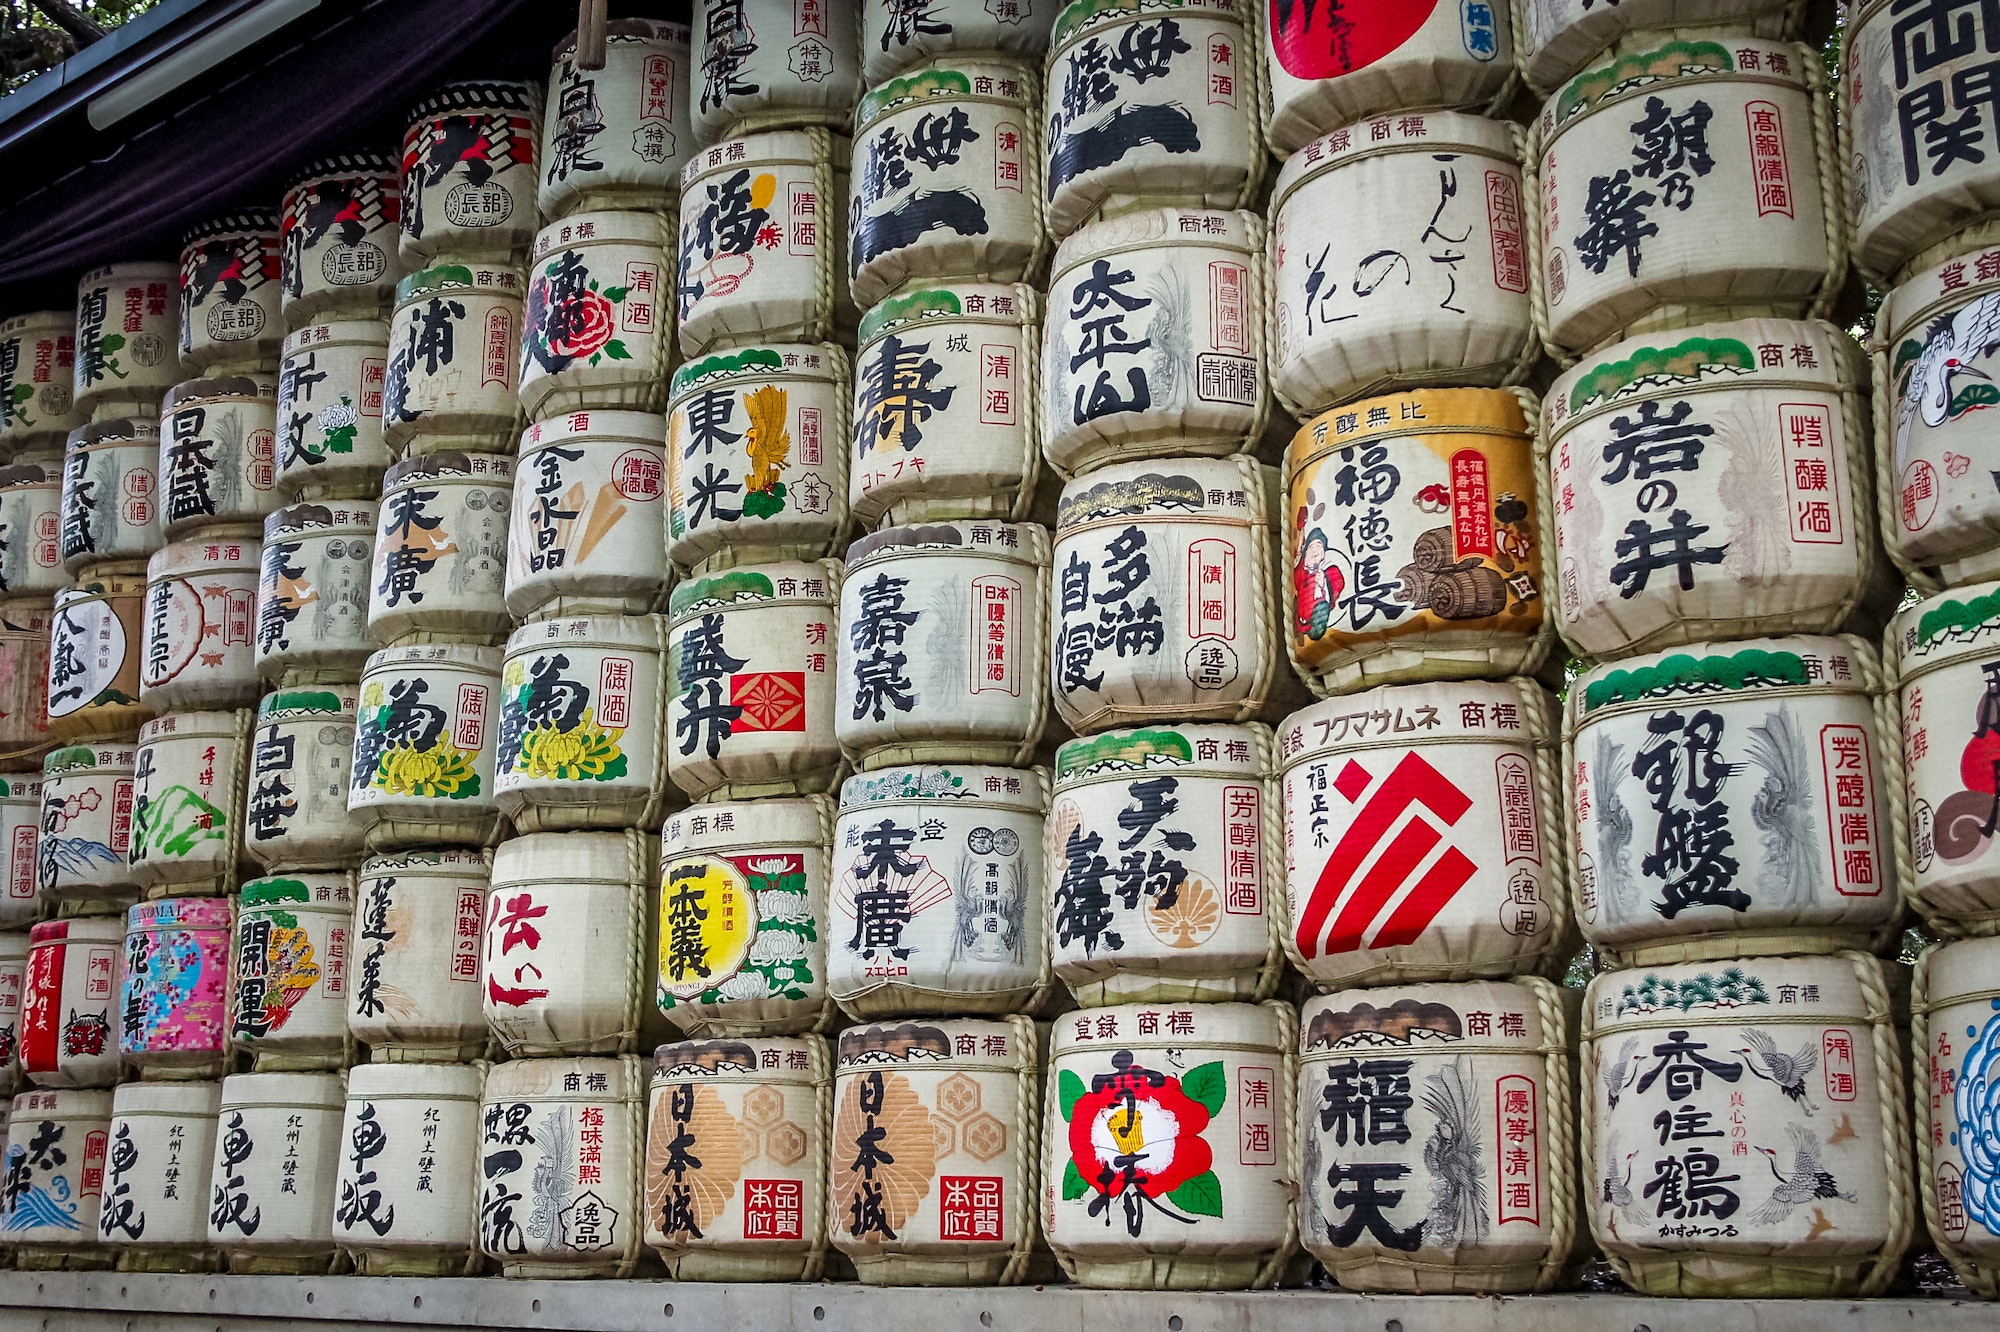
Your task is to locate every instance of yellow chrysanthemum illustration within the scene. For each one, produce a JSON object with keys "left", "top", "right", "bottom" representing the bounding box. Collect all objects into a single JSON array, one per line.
[
  {"left": 373, "top": 739, "right": 482, "bottom": 798},
  {"left": 517, "top": 709, "right": 628, "bottom": 782}
]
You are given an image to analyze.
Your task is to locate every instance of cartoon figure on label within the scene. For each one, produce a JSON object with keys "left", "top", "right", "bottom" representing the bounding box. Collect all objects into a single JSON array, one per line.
[{"left": 1294, "top": 524, "right": 1343, "bottom": 641}]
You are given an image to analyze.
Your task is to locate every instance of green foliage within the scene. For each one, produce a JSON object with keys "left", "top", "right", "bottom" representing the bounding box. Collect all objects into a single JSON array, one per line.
[
  {"left": 1165, "top": 1170, "right": 1223, "bottom": 1219},
  {"left": 1181, "top": 1061, "right": 1227, "bottom": 1117}
]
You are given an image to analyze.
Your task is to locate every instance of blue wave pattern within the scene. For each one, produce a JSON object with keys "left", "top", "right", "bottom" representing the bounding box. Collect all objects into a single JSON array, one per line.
[{"left": 1959, "top": 998, "right": 2000, "bottom": 1237}]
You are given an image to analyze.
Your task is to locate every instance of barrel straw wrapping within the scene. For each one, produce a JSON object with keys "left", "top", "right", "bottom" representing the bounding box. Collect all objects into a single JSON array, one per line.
[
  {"left": 257, "top": 501, "right": 376, "bottom": 685},
  {"left": 37, "top": 744, "right": 140, "bottom": 912},
  {"left": 1515, "top": 0, "right": 1815, "bottom": 99},
  {"left": 381, "top": 266, "right": 526, "bottom": 458},
  {"left": 507, "top": 410, "right": 668, "bottom": 620},
  {"left": 0, "top": 449, "right": 65, "bottom": 601},
  {"left": 275, "top": 320, "right": 394, "bottom": 502},
  {"left": 177, "top": 212, "right": 285, "bottom": 375},
  {"left": 541, "top": 20, "right": 695, "bottom": 220},
  {"left": 0, "top": 312, "right": 87, "bottom": 460},
  {"left": 60, "top": 417, "right": 163, "bottom": 575},
  {"left": 349, "top": 848, "right": 491, "bottom": 1063},
  {"left": 0, "top": 933, "right": 22, "bottom": 1094},
  {"left": 0, "top": 775, "right": 40, "bottom": 929},
  {"left": 46, "top": 564, "right": 152, "bottom": 743},
  {"left": 0, "top": 601, "right": 54, "bottom": 762},
  {"left": 141, "top": 536, "right": 263, "bottom": 714},
  {"left": 367, "top": 454, "right": 514, "bottom": 647},
  {"left": 73, "top": 262, "right": 180, "bottom": 422},
  {"left": 519, "top": 211, "right": 675, "bottom": 420},
  {"left": 335, "top": 1061, "right": 485, "bottom": 1275},
  {"left": 398, "top": 81, "right": 544, "bottom": 268},
  {"left": 21, "top": 917, "right": 126, "bottom": 1089},
  {"left": 243, "top": 686, "right": 365, "bottom": 874},
  {"left": 98, "top": 1079, "right": 224, "bottom": 1271},
  {"left": 158, "top": 376, "right": 280, "bottom": 540},
  {"left": 862, "top": 0, "right": 1057, "bottom": 84},
  {"left": 348, "top": 645, "right": 505, "bottom": 851},
  {"left": 119, "top": 897, "right": 231, "bottom": 1079},
  {"left": 229, "top": 872, "right": 357, "bottom": 1072},
  {"left": 206, "top": 1070, "right": 347, "bottom": 1273},
  {"left": 689, "top": 0, "right": 861, "bottom": 148},
  {"left": 128, "top": 711, "right": 252, "bottom": 898},
  {"left": 0, "top": 1087, "right": 114, "bottom": 1267},
  {"left": 1913, "top": 937, "right": 2000, "bottom": 1296},
  {"left": 279, "top": 153, "right": 405, "bottom": 329}
]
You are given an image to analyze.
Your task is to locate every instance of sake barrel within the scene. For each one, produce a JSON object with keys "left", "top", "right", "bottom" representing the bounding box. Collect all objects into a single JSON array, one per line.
[
  {"left": 118, "top": 897, "right": 230, "bottom": 1077},
  {"left": 206, "top": 1071, "right": 344, "bottom": 1272},
  {"left": 348, "top": 644, "right": 504, "bottom": 850},
  {"left": 97, "top": 1080, "right": 222, "bottom": 1269},
  {"left": 368, "top": 452, "right": 514, "bottom": 646},
  {"left": 829, "top": 764, "right": 1050, "bottom": 1018},
  {"left": 689, "top": 0, "right": 862, "bottom": 147},
  {"left": 851, "top": 284, "right": 1039, "bottom": 529},
  {"left": 520, "top": 211, "right": 674, "bottom": 419},
  {"left": 279, "top": 154, "right": 404, "bottom": 326},
  {"left": 381, "top": 264, "right": 524, "bottom": 454},
  {"left": 1549, "top": 318, "right": 1876, "bottom": 660},
  {"left": 72, "top": 262, "right": 179, "bottom": 420},
  {"left": 60, "top": 417, "right": 161, "bottom": 574},
  {"left": 1520, "top": 0, "right": 1805, "bottom": 97},
  {"left": 0, "top": 450, "right": 63, "bottom": 599},
  {"left": 158, "top": 375, "right": 280, "bottom": 538},
  {"left": 676, "top": 129, "right": 854, "bottom": 357},
  {"left": 1287, "top": 388, "right": 1551, "bottom": 694},
  {"left": 399, "top": 81, "right": 543, "bottom": 267},
  {"left": 1043, "top": 208, "right": 1272, "bottom": 476},
  {"left": 1298, "top": 978, "right": 1578, "bottom": 1292},
  {"left": 665, "top": 561, "right": 842, "bottom": 802},
  {"left": 230, "top": 873, "right": 353, "bottom": 1070},
  {"left": 495, "top": 613, "right": 670, "bottom": 832},
  {"left": 257, "top": 501, "right": 376, "bottom": 683},
  {"left": 1915, "top": 936, "right": 2000, "bottom": 1295},
  {"left": 830, "top": 1015, "right": 1039, "bottom": 1283},
  {"left": 0, "top": 774, "right": 40, "bottom": 928},
  {"left": 0, "top": 600, "right": 52, "bottom": 762},
  {"left": 657, "top": 796, "right": 837, "bottom": 1038},
  {"left": 177, "top": 213, "right": 284, "bottom": 374},
  {"left": 0, "top": 1088, "right": 112, "bottom": 1262},
  {"left": 128, "top": 710, "right": 250, "bottom": 896},
  {"left": 349, "top": 848, "right": 490, "bottom": 1062},
  {"left": 335, "top": 1062, "right": 483, "bottom": 1274},
  {"left": 21, "top": 917, "right": 124, "bottom": 1089},
  {"left": 1270, "top": 113, "right": 1536, "bottom": 420},
  {"left": 0, "top": 312, "right": 85, "bottom": 456},
  {"left": 275, "top": 319, "right": 392, "bottom": 501},
  {"left": 45, "top": 565, "right": 151, "bottom": 743},
  {"left": 863, "top": 0, "right": 1055, "bottom": 83},
  {"left": 509, "top": 411, "right": 668, "bottom": 620},
  {"left": 837, "top": 522, "right": 1051, "bottom": 769},
  {"left": 849, "top": 59, "right": 1045, "bottom": 311},
  {"left": 140, "top": 537, "right": 261, "bottom": 713},
  {"left": 1266, "top": 1, "right": 1513, "bottom": 154},
  {"left": 244, "top": 686, "right": 363, "bottom": 873},
  {"left": 1534, "top": 38, "right": 1837, "bottom": 358},
  {"left": 645, "top": 1035, "right": 830, "bottom": 1279},
  {"left": 1569, "top": 634, "right": 1902, "bottom": 964},
  {"left": 0, "top": 933, "right": 24, "bottom": 1093},
  {"left": 542, "top": 20, "right": 695, "bottom": 219},
  {"left": 37, "top": 744, "right": 138, "bottom": 910},
  {"left": 1583, "top": 952, "right": 1911, "bottom": 1296},
  {"left": 1042, "top": 0, "right": 1262, "bottom": 242},
  {"left": 479, "top": 1055, "right": 645, "bottom": 1277}
]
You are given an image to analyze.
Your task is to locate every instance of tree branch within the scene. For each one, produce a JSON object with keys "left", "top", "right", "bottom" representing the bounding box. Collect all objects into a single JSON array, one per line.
[{"left": 28, "top": 0, "right": 106, "bottom": 44}]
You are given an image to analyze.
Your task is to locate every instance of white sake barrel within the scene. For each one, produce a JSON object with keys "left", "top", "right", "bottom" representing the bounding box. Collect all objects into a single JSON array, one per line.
[
  {"left": 279, "top": 154, "right": 404, "bottom": 327},
  {"left": 666, "top": 561, "right": 842, "bottom": 803},
  {"left": 542, "top": 20, "right": 695, "bottom": 219},
  {"left": 231, "top": 872, "right": 353, "bottom": 1070},
  {"left": 206, "top": 1071, "right": 344, "bottom": 1272},
  {"left": 129, "top": 710, "right": 250, "bottom": 897},
  {"left": 73, "top": 262, "right": 179, "bottom": 420},
  {"left": 849, "top": 59, "right": 1044, "bottom": 310},
  {"left": 658, "top": 796, "right": 837, "bottom": 1038},
  {"left": 158, "top": 375, "right": 279, "bottom": 538},
  {"left": 1534, "top": 38, "right": 1836, "bottom": 358},
  {"left": 479, "top": 1054, "right": 645, "bottom": 1277},
  {"left": 0, "top": 775, "right": 40, "bottom": 929},
  {"left": 829, "top": 764, "right": 1050, "bottom": 1018},
  {"left": 368, "top": 452, "right": 514, "bottom": 645},
  {"left": 1043, "top": 0, "right": 1262, "bottom": 242},
  {"left": 863, "top": 0, "right": 1055, "bottom": 83},
  {"left": 46, "top": 565, "right": 151, "bottom": 743},
  {"left": 349, "top": 644, "right": 504, "bottom": 850},
  {"left": 851, "top": 283, "right": 1040, "bottom": 528},
  {"left": 1298, "top": 978, "right": 1578, "bottom": 1292},
  {"left": 1569, "top": 634, "right": 1901, "bottom": 964},
  {"left": 382, "top": 264, "right": 524, "bottom": 455},
  {"left": 0, "top": 934, "right": 21, "bottom": 1096},
  {"left": 830, "top": 1015, "right": 1038, "bottom": 1283},
  {"left": 1043, "top": 208, "right": 1272, "bottom": 476},
  {"left": 508, "top": 410, "right": 668, "bottom": 620},
  {"left": 1520, "top": 0, "right": 1804, "bottom": 96},
  {"left": 257, "top": 501, "right": 376, "bottom": 684},
  {"left": 1266, "top": 3, "right": 1512, "bottom": 155},
  {"left": 1549, "top": 317, "right": 1877, "bottom": 660},
  {"left": 276, "top": 319, "right": 392, "bottom": 501},
  {"left": 37, "top": 745, "right": 138, "bottom": 910},
  {"left": 141, "top": 536, "right": 261, "bottom": 712},
  {"left": 1914, "top": 936, "right": 2000, "bottom": 1295},
  {"left": 496, "top": 613, "right": 669, "bottom": 832},
  {"left": 399, "top": 81, "right": 543, "bottom": 266},
  {"left": 177, "top": 212, "right": 284, "bottom": 374},
  {"left": 21, "top": 917, "right": 124, "bottom": 1089},
  {"left": 335, "top": 1062, "right": 483, "bottom": 1274},
  {"left": 645, "top": 1035, "right": 830, "bottom": 1278},
  {"left": 1584, "top": 952, "right": 1911, "bottom": 1296},
  {"left": 676, "top": 129, "right": 854, "bottom": 357},
  {"left": 0, "top": 600, "right": 52, "bottom": 763},
  {"left": 485, "top": 830, "right": 662, "bottom": 1057},
  {"left": 349, "top": 848, "right": 490, "bottom": 1062},
  {"left": 520, "top": 211, "right": 674, "bottom": 418},
  {"left": 837, "top": 522, "right": 1051, "bottom": 769},
  {"left": 689, "top": 0, "right": 862, "bottom": 148},
  {"left": 97, "top": 1080, "right": 221, "bottom": 1268},
  {"left": 1270, "top": 113, "right": 1536, "bottom": 420},
  {"left": 0, "top": 450, "right": 63, "bottom": 600},
  {"left": 0, "top": 312, "right": 85, "bottom": 456},
  {"left": 119, "top": 897, "right": 231, "bottom": 1076},
  {"left": 244, "top": 686, "right": 363, "bottom": 873},
  {"left": 0, "top": 1088, "right": 112, "bottom": 1261},
  {"left": 60, "top": 418, "right": 162, "bottom": 574}
]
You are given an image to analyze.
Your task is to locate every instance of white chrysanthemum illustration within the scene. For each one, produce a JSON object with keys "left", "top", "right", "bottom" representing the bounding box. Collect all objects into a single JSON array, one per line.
[
  {"left": 317, "top": 401, "right": 358, "bottom": 430},
  {"left": 749, "top": 929, "right": 807, "bottom": 964},
  {"left": 718, "top": 971, "right": 772, "bottom": 1002},
  {"left": 757, "top": 889, "right": 808, "bottom": 922}
]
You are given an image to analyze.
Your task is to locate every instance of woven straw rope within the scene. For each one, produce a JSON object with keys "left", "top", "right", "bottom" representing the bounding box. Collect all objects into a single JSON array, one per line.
[{"left": 999, "top": 1013, "right": 1040, "bottom": 1286}]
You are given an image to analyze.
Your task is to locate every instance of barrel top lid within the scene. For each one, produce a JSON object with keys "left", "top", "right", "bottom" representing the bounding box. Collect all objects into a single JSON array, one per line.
[
  {"left": 149, "top": 536, "right": 262, "bottom": 579},
  {"left": 522, "top": 409, "right": 666, "bottom": 449},
  {"left": 553, "top": 17, "right": 690, "bottom": 61},
  {"left": 1916, "top": 936, "right": 2000, "bottom": 1011},
  {"left": 847, "top": 519, "right": 1046, "bottom": 567},
  {"left": 0, "top": 458, "right": 55, "bottom": 488},
  {"left": 358, "top": 845, "right": 494, "bottom": 876},
  {"left": 405, "top": 78, "right": 542, "bottom": 125},
  {"left": 382, "top": 448, "right": 514, "bottom": 488},
  {"left": 1300, "top": 980, "right": 1552, "bottom": 1055},
  {"left": 1294, "top": 386, "right": 1529, "bottom": 460},
  {"left": 1052, "top": 205, "right": 1258, "bottom": 272},
  {"left": 364, "top": 641, "right": 504, "bottom": 674},
  {"left": 1274, "top": 108, "right": 1519, "bottom": 203},
  {"left": 218, "top": 1070, "right": 348, "bottom": 1111},
  {"left": 485, "top": 1055, "right": 637, "bottom": 1101},
  {"left": 394, "top": 261, "right": 522, "bottom": 306},
  {"left": 0, "top": 773, "right": 40, "bottom": 800},
  {"left": 840, "top": 762, "right": 1048, "bottom": 812},
  {"left": 128, "top": 895, "right": 232, "bottom": 931},
  {"left": 79, "top": 260, "right": 176, "bottom": 286},
  {"left": 0, "top": 310, "right": 74, "bottom": 333},
  {"left": 286, "top": 150, "right": 400, "bottom": 187},
  {"left": 857, "top": 282, "right": 1037, "bottom": 344},
  {"left": 531, "top": 209, "right": 670, "bottom": 260},
  {"left": 669, "top": 561, "right": 835, "bottom": 619},
  {"left": 266, "top": 500, "right": 379, "bottom": 536},
  {"left": 1050, "top": 0, "right": 1234, "bottom": 51},
  {"left": 1893, "top": 579, "right": 2000, "bottom": 665},
  {"left": 1584, "top": 953, "right": 1876, "bottom": 1032},
  {"left": 490, "top": 829, "right": 646, "bottom": 884},
  {"left": 1549, "top": 318, "right": 1848, "bottom": 433},
  {"left": 109, "top": 1079, "right": 224, "bottom": 1115},
  {"left": 45, "top": 742, "right": 136, "bottom": 775},
  {"left": 1549, "top": 36, "right": 1805, "bottom": 131},
  {"left": 180, "top": 209, "right": 279, "bottom": 249},
  {"left": 30, "top": 914, "right": 122, "bottom": 944},
  {"left": 1572, "top": 635, "right": 1872, "bottom": 719},
  {"left": 663, "top": 794, "right": 827, "bottom": 847},
  {"left": 1882, "top": 238, "right": 2000, "bottom": 332},
  {"left": 653, "top": 1037, "right": 819, "bottom": 1080},
  {"left": 259, "top": 686, "right": 359, "bottom": 720},
  {"left": 161, "top": 373, "right": 277, "bottom": 413},
  {"left": 855, "top": 57, "right": 1038, "bottom": 129},
  {"left": 138, "top": 709, "right": 248, "bottom": 745},
  {"left": 1056, "top": 457, "right": 1260, "bottom": 532},
  {"left": 11, "top": 1087, "right": 115, "bottom": 1115},
  {"left": 1056, "top": 722, "right": 1267, "bottom": 784},
  {"left": 668, "top": 343, "right": 844, "bottom": 401},
  {"left": 680, "top": 126, "right": 826, "bottom": 184},
  {"left": 240, "top": 872, "right": 355, "bottom": 908},
  {"left": 67, "top": 416, "right": 159, "bottom": 449},
  {"left": 837, "top": 1017, "right": 1027, "bottom": 1067},
  {"left": 505, "top": 611, "right": 662, "bottom": 654},
  {"left": 347, "top": 1060, "right": 485, "bottom": 1097},
  {"left": 282, "top": 318, "right": 391, "bottom": 357},
  {"left": 1051, "top": 1000, "right": 1283, "bottom": 1056}
]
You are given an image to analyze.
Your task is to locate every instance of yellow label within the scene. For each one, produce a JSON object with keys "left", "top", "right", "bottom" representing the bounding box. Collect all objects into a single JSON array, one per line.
[{"left": 658, "top": 856, "right": 758, "bottom": 999}]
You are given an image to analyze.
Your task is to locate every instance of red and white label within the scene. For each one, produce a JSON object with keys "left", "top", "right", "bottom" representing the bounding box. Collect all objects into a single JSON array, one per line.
[
  {"left": 621, "top": 261, "right": 660, "bottom": 333},
  {"left": 1486, "top": 170, "right": 1528, "bottom": 293},
  {"left": 1819, "top": 723, "right": 1879, "bottom": 896},
  {"left": 1223, "top": 783, "right": 1261, "bottom": 915},
  {"left": 743, "top": 1178, "right": 805, "bottom": 1239},
  {"left": 968, "top": 576, "right": 1019, "bottom": 696},
  {"left": 84, "top": 946, "right": 116, "bottom": 1002},
  {"left": 979, "top": 343, "right": 1017, "bottom": 426},
  {"left": 1206, "top": 33, "right": 1236, "bottom": 106},
  {"left": 484, "top": 309, "right": 513, "bottom": 387},
  {"left": 1209, "top": 261, "right": 1247, "bottom": 355},
  {"left": 1937, "top": 1162, "right": 1969, "bottom": 1241},
  {"left": 1780, "top": 402, "right": 1842, "bottom": 545},
  {"left": 110, "top": 779, "right": 134, "bottom": 853},
  {"left": 454, "top": 683, "right": 489, "bottom": 751},
  {"left": 360, "top": 356, "right": 386, "bottom": 415},
  {"left": 1745, "top": 100, "right": 1793, "bottom": 218},
  {"left": 613, "top": 448, "right": 664, "bottom": 501},
  {"left": 1496, "top": 1074, "right": 1540, "bottom": 1225},
  {"left": 1823, "top": 1028, "right": 1858, "bottom": 1101},
  {"left": 81, "top": 1128, "right": 107, "bottom": 1196},
  {"left": 8, "top": 824, "right": 35, "bottom": 900},
  {"left": 452, "top": 889, "right": 483, "bottom": 983},
  {"left": 597, "top": 655, "right": 633, "bottom": 728},
  {"left": 323, "top": 925, "right": 347, "bottom": 995},
  {"left": 787, "top": 182, "right": 818, "bottom": 255},
  {"left": 1451, "top": 449, "right": 1493, "bottom": 557},
  {"left": 799, "top": 405, "right": 821, "bottom": 465},
  {"left": 1496, "top": 753, "right": 1540, "bottom": 865},
  {"left": 939, "top": 1176, "right": 1003, "bottom": 1241},
  {"left": 794, "top": 0, "right": 825, "bottom": 36},
  {"left": 992, "top": 119, "right": 1022, "bottom": 192},
  {"left": 221, "top": 586, "right": 255, "bottom": 646},
  {"left": 1188, "top": 538, "right": 1237, "bottom": 640},
  {"left": 639, "top": 54, "right": 674, "bottom": 122},
  {"left": 1238, "top": 1065, "right": 1275, "bottom": 1165}
]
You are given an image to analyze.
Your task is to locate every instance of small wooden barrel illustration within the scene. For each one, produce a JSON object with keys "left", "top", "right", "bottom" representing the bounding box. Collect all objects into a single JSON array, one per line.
[
  {"left": 1270, "top": 112, "right": 1535, "bottom": 421},
  {"left": 349, "top": 644, "right": 504, "bottom": 850},
  {"left": 276, "top": 319, "right": 392, "bottom": 501},
  {"left": 258, "top": 501, "right": 376, "bottom": 684},
  {"left": 279, "top": 153, "right": 404, "bottom": 327},
  {"left": 382, "top": 264, "right": 524, "bottom": 455},
  {"left": 243, "top": 686, "right": 363, "bottom": 874},
  {"left": 1569, "top": 634, "right": 1901, "bottom": 965},
  {"left": 141, "top": 536, "right": 262, "bottom": 713},
  {"left": 129, "top": 710, "right": 250, "bottom": 897},
  {"left": 645, "top": 1035, "right": 831, "bottom": 1279},
  {"left": 61, "top": 418, "right": 162, "bottom": 574},
  {"left": 1520, "top": 0, "right": 1805, "bottom": 97},
  {"left": 1298, "top": 978, "right": 1578, "bottom": 1292},
  {"left": 1042, "top": 0, "right": 1262, "bottom": 242},
  {"left": 119, "top": 897, "right": 230, "bottom": 1077},
  {"left": 0, "top": 774, "right": 40, "bottom": 929},
  {"left": 158, "top": 375, "right": 279, "bottom": 539},
  {"left": 863, "top": 0, "right": 1055, "bottom": 84},
  {"left": 676, "top": 129, "right": 854, "bottom": 358},
  {"left": 0, "top": 312, "right": 85, "bottom": 456},
  {"left": 0, "top": 1088, "right": 112, "bottom": 1263},
  {"left": 230, "top": 872, "right": 353, "bottom": 1070},
  {"left": 0, "top": 933, "right": 22, "bottom": 1096},
  {"left": 37, "top": 744, "right": 139, "bottom": 910},
  {"left": 479, "top": 1054, "right": 646, "bottom": 1278},
  {"left": 97, "top": 1079, "right": 222, "bottom": 1269},
  {"left": 849, "top": 59, "right": 1044, "bottom": 311},
  {"left": 689, "top": 0, "right": 862, "bottom": 148},
  {"left": 520, "top": 211, "right": 674, "bottom": 419},
  {"left": 665, "top": 343, "right": 850, "bottom": 574},
  {"left": 850, "top": 283, "right": 1039, "bottom": 529},
  {"left": 829, "top": 764, "right": 1049, "bottom": 1019},
  {"left": 0, "top": 450, "right": 63, "bottom": 600},
  {"left": 496, "top": 613, "right": 669, "bottom": 832},
  {"left": 542, "top": 19, "right": 694, "bottom": 219},
  {"left": 1583, "top": 952, "right": 1911, "bottom": 1297},
  {"left": 508, "top": 410, "right": 668, "bottom": 620},
  {"left": 1914, "top": 936, "right": 2000, "bottom": 1296},
  {"left": 658, "top": 796, "right": 836, "bottom": 1039},
  {"left": 399, "top": 80, "right": 543, "bottom": 267},
  {"left": 73, "top": 262, "right": 179, "bottom": 421},
  {"left": 666, "top": 561, "right": 842, "bottom": 803},
  {"left": 177, "top": 212, "right": 284, "bottom": 374},
  {"left": 837, "top": 522, "right": 1051, "bottom": 769},
  {"left": 206, "top": 1071, "right": 345, "bottom": 1273},
  {"left": 0, "top": 601, "right": 52, "bottom": 763},
  {"left": 1043, "top": 208, "right": 1272, "bottom": 477},
  {"left": 368, "top": 452, "right": 514, "bottom": 646},
  {"left": 21, "top": 917, "right": 125, "bottom": 1089},
  {"left": 335, "top": 1061, "right": 483, "bottom": 1275},
  {"left": 349, "top": 848, "right": 491, "bottom": 1062},
  {"left": 1534, "top": 38, "right": 1836, "bottom": 359},
  {"left": 46, "top": 565, "right": 151, "bottom": 744}
]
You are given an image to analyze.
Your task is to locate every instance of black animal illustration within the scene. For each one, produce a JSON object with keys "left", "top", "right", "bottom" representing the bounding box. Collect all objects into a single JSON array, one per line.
[
  {"left": 851, "top": 190, "right": 990, "bottom": 275},
  {"left": 1050, "top": 103, "right": 1200, "bottom": 190}
]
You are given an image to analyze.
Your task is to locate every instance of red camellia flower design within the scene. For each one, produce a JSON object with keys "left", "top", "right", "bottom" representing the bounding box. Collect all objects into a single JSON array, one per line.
[
  {"left": 545, "top": 287, "right": 615, "bottom": 360},
  {"left": 1068, "top": 1050, "right": 1215, "bottom": 1222}
]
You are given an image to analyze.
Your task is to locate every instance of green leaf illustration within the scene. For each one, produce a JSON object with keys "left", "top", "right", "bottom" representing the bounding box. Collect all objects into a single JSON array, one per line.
[
  {"left": 602, "top": 339, "right": 631, "bottom": 361},
  {"left": 324, "top": 423, "right": 357, "bottom": 454},
  {"left": 1182, "top": 1061, "right": 1227, "bottom": 1117},
  {"left": 8, "top": 384, "right": 32, "bottom": 406},
  {"left": 1165, "top": 1170, "right": 1223, "bottom": 1219},
  {"left": 1061, "top": 1159, "right": 1089, "bottom": 1201},
  {"left": 98, "top": 334, "right": 125, "bottom": 354},
  {"left": 1058, "top": 1068, "right": 1086, "bottom": 1121},
  {"left": 603, "top": 286, "right": 630, "bottom": 303}
]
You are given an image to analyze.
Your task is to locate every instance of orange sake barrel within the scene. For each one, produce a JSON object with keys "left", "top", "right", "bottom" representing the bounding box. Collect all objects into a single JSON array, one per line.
[
  {"left": 398, "top": 81, "right": 543, "bottom": 267},
  {"left": 73, "top": 262, "right": 179, "bottom": 421},
  {"left": 0, "top": 312, "right": 86, "bottom": 457},
  {"left": 177, "top": 212, "right": 284, "bottom": 374},
  {"left": 279, "top": 154, "right": 404, "bottom": 327},
  {"left": 688, "top": 0, "right": 862, "bottom": 149},
  {"left": 540, "top": 19, "right": 694, "bottom": 219}
]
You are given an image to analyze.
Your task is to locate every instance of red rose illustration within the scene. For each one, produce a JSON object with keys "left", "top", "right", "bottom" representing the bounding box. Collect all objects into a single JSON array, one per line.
[{"left": 544, "top": 287, "right": 615, "bottom": 360}]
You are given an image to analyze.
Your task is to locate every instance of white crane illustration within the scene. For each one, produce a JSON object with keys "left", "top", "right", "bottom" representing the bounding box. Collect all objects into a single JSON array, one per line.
[
  {"left": 1736, "top": 1028, "right": 1818, "bottom": 1114},
  {"left": 1896, "top": 292, "right": 2000, "bottom": 466},
  {"left": 1747, "top": 1124, "right": 1855, "bottom": 1225}
]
